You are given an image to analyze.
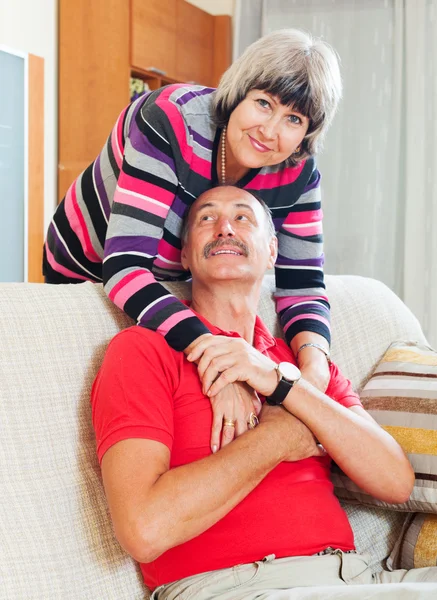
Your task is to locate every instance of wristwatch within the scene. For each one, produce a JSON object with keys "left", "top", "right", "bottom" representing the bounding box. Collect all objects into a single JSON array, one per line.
[{"left": 266, "top": 362, "right": 301, "bottom": 406}]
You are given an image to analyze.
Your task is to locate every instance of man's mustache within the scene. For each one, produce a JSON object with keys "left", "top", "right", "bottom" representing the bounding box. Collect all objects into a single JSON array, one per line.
[{"left": 203, "top": 239, "right": 249, "bottom": 258}]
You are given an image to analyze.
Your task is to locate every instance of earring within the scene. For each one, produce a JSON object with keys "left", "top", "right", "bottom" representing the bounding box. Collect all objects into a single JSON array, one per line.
[{"left": 294, "top": 145, "right": 301, "bottom": 154}]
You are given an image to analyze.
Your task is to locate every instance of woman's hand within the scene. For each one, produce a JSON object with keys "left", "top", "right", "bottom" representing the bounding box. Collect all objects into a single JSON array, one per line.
[
  {"left": 187, "top": 335, "right": 278, "bottom": 397},
  {"left": 296, "top": 348, "right": 330, "bottom": 393},
  {"left": 210, "top": 382, "right": 262, "bottom": 453}
]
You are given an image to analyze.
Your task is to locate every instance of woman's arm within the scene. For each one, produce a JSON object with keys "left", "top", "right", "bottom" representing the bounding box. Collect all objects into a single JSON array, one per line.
[
  {"left": 102, "top": 86, "right": 211, "bottom": 352},
  {"left": 274, "top": 161, "right": 331, "bottom": 390}
]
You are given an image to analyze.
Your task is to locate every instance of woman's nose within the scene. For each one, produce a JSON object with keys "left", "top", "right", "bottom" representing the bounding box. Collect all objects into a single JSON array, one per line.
[{"left": 259, "top": 117, "right": 280, "bottom": 140}]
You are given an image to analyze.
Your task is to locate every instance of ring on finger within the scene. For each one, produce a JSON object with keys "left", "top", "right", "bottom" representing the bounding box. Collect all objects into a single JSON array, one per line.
[
  {"left": 247, "top": 412, "right": 259, "bottom": 429},
  {"left": 223, "top": 419, "right": 236, "bottom": 428}
]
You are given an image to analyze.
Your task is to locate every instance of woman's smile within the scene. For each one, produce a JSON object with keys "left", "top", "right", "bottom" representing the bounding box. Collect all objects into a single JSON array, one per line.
[{"left": 248, "top": 135, "right": 273, "bottom": 153}]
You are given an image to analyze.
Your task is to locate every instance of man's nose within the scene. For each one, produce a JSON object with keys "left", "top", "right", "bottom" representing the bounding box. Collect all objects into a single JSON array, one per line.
[{"left": 215, "top": 218, "right": 235, "bottom": 237}]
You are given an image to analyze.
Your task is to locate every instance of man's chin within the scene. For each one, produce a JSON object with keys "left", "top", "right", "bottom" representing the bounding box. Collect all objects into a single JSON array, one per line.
[{"left": 206, "top": 266, "right": 254, "bottom": 281}]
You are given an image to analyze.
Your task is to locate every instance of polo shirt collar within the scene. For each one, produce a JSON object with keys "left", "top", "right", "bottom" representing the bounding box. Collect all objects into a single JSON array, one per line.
[{"left": 183, "top": 301, "right": 277, "bottom": 353}]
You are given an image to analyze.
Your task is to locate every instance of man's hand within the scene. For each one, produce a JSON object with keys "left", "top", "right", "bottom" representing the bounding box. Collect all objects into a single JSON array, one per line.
[
  {"left": 259, "top": 404, "right": 326, "bottom": 462},
  {"left": 210, "top": 382, "right": 262, "bottom": 453},
  {"left": 187, "top": 335, "right": 278, "bottom": 397}
]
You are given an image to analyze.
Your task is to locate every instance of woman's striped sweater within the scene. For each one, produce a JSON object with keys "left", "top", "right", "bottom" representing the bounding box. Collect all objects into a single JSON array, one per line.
[{"left": 44, "top": 85, "right": 330, "bottom": 351}]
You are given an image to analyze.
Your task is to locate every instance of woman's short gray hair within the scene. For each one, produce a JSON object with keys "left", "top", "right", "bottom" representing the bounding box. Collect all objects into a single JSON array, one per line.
[{"left": 212, "top": 29, "right": 342, "bottom": 166}]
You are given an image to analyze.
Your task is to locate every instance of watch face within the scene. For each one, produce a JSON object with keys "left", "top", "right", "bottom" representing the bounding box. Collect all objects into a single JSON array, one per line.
[{"left": 278, "top": 362, "right": 301, "bottom": 382}]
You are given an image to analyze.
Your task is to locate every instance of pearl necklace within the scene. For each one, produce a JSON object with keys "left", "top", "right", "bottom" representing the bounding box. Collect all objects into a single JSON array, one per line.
[{"left": 221, "top": 126, "right": 226, "bottom": 185}]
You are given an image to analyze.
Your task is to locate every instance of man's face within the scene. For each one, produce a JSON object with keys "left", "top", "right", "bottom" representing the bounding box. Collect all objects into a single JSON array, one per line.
[{"left": 181, "top": 187, "right": 277, "bottom": 285}]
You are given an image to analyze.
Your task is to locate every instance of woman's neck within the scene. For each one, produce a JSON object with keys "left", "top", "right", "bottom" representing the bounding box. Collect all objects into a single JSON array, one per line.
[{"left": 218, "top": 129, "right": 250, "bottom": 185}]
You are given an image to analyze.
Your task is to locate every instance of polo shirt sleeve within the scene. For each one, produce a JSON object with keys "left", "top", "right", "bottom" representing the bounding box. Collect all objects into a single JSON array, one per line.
[
  {"left": 325, "top": 362, "right": 363, "bottom": 409},
  {"left": 91, "top": 326, "right": 179, "bottom": 463}
]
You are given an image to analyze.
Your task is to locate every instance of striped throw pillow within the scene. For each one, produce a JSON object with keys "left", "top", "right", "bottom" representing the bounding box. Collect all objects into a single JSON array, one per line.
[
  {"left": 388, "top": 513, "right": 437, "bottom": 569},
  {"left": 332, "top": 341, "right": 437, "bottom": 513}
]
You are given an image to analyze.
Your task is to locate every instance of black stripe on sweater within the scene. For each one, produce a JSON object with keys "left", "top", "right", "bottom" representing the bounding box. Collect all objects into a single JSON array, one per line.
[
  {"left": 80, "top": 164, "right": 108, "bottom": 248},
  {"left": 275, "top": 268, "right": 326, "bottom": 291},
  {"left": 102, "top": 254, "right": 154, "bottom": 284},
  {"left": 122, "top": 160, "right": 178, "bottom": 195}
]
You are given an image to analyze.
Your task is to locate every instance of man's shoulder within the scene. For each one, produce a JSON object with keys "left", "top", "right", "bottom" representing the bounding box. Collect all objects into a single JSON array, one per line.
[{"left": 105, "top": 326, "right": 178, "bottom": 364}]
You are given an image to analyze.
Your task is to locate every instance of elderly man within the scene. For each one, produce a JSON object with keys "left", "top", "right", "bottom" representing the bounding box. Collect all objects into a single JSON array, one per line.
[{"left": 92, "top": 186, "right": 435, "bottom": 599}]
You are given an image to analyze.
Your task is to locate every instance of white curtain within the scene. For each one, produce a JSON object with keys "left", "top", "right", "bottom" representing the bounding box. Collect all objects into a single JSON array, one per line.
[{"left": 235, "top": 0, "right": 437, "bottom": 347}]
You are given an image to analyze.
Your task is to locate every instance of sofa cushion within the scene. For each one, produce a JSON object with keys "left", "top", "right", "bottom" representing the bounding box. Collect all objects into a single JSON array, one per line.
[
  {"left": 333, "top": 341, "right": 437, "bottom": 513},
  {"left": 0, "top": 277, "right": 427, "bottom": 599},
  {"left": 387, "top": 513, "right": 437, "bottom": 570},
  {"left": 342, "top": 503, "right": 406, "bottom": 573}
]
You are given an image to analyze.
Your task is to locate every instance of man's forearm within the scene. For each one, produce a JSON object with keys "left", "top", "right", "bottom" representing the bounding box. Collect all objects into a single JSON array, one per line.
[
  {"left": 135, "top": 423, "right": 284, "bottom": 562},
  {"left": 283, "top": 379, "right": 414, "bottom": 503}
]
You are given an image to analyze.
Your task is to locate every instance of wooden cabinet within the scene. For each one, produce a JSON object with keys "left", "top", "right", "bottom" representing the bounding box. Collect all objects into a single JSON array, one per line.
[
  {"left": 175, "top": 1, "right": 214, "bottom": 86},
  {"left": 58, "top": 0, "right": 232, "bottom": 200},
  {"left": 58, "top": 0, "right": 130, "bottom": 199},
  {"left": 131, "top": 0, "right": 177, "bottom": 78}
]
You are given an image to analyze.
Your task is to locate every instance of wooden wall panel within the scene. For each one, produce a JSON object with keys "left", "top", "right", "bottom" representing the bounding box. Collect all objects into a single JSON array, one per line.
[
  {"left": 131, "top": 0, "right": 177, "bottom": 77},
  {"left": 176, "top": 0, "right": 214, "bottom": 86},
  {"left": 58, "top": 0, "right": 130, "bottom": 200},
  {"left": 28, "top": 54, "right": 45, "bottom": 283},
  {"left": 212, "top": 15, "right": 232, "bottom": 88}
]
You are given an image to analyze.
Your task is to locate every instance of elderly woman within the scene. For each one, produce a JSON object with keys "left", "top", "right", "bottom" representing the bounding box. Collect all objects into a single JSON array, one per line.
[{"left": 44, "top": 29, "right": 342, "bottom": 446}]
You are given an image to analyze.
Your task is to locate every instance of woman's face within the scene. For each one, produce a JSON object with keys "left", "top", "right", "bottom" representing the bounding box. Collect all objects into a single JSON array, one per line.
[{"left": 226, "top": 89, "right": 310, "bottom": 170}]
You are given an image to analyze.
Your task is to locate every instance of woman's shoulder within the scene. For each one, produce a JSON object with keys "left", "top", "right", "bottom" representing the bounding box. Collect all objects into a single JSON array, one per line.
[
  {"left": 137, "top": 84, "right": 217, "bottom": 144},
  {"left": 143, "top": 84, "right": 215, "bottom": 115},
  {"left": 257, "top": 156, "right": 319, "bottom": 188}
]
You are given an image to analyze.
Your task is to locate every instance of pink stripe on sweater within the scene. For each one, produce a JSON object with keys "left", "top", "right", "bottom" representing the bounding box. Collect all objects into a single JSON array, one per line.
[
  {"left": 249, "top": 161, "right": 306, "bottom": 190},
  {"left": 108, "top": 270, "right": 141, "bottom": 300},
  {"left": 284, "top": 223, "right": 322, "bottom": 237},
  {"left": 156, "top": 310, "right": 193, "bottom": 337},
  {"left": 155, "top": 88, "right": 193, "bottom": 164},
  {"left": 283, "top": 209, "right": 323, "bottom": 225},
  {"left": 112, "top": 271, "right": 157, "bottom": 308},
  {"left": 64, "top": 184, "right": 101, "bottom": 262},
  {"left": 276, "top": 296, "right": 329, "bottom": 312},
  {"left": 159, "top": 239, "right": 182, "bottom": 262},
  {"left": 189, "top": 153, "right": 212, "bottom": 179},
  {"left": 117, "top": 172, "right": 175, "bottom": 206},
  {"left": 283, "top": 313, "right": 331, "bottom": 334},
  {"left": 45, "top": 242, "right": 89, "bottom": 281},
  {"left": 154, "top": 257, "right": 182, "bottom": 271},
  {"left": 115, "top": 189, "right": 169, "bottom": 219}
]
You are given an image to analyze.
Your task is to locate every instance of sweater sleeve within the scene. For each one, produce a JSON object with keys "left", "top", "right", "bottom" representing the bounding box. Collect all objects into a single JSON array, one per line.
[
  {"left": 102, "top": 87, "right": 211, "bottom": 352},
  {"left": 274, "top": 163, "right": 331, "bottom": 346}
]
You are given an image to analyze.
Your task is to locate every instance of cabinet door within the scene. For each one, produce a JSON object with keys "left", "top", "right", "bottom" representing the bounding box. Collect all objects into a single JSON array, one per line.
[
  {"left": 58, "top": 0, "right": 129, "bottom": 200},
  {"left": 131, "top": 0, "right": 177, "bottom": 77},
  {"left": 176, "top": 0, "right": 214, "bottom": 86}
]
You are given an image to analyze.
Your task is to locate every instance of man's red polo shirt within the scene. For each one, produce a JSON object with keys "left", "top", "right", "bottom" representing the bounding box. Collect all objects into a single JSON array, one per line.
[{"left": 91, "top": 313, "right": 362, "bottom": 590}]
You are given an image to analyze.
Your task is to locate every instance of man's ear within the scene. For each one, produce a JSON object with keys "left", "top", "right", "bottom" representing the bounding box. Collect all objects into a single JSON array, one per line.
[
  {"left": 267, "top": 235, "right": 278, "bottom": 270},
  {"left": 181, "top": 243, "right": 190, "bottom": 271}
]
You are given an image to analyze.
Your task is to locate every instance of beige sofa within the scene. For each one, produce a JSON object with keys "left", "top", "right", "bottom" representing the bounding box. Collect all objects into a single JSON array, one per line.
[{"left": 0, "top": 275, "right": 435, "bottom": 599}]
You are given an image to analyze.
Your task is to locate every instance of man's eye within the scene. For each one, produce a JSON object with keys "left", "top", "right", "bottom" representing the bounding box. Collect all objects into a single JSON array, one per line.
[
  {"left": 236, "top": 214, "right": 249, "bottom": 221},
  {"left": 200, "top": 215, "right": 213, "bottom": 222}
]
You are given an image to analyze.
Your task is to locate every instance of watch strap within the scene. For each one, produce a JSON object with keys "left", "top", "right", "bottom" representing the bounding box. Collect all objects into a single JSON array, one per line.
[{"left": 266, "top": 377, "right": 294, "bottom": 406}]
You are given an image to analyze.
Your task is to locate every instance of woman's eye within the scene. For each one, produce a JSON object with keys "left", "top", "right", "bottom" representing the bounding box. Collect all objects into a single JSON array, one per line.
[
  {"left": 288, "top": 114, "right": 302, "bottom": 125},
  {"left": 236, "top": 214, "right": 249, "bottom": 221},
  {"left": 200, "top": 215, "right": 213, "bottom": 222},
  {"left": 257, "top": 98, "right": 270, "bottom": 109}
]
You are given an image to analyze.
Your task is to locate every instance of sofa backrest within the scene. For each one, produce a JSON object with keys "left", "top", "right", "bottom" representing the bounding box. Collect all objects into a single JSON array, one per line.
[{"left": 0, "top": 276, "right": 426, "bottom": 599}]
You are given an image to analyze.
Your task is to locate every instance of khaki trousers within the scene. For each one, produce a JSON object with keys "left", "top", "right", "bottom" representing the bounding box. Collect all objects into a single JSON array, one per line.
[{"left": 151, "top": 550, "right": 437, "bottom": 600}]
